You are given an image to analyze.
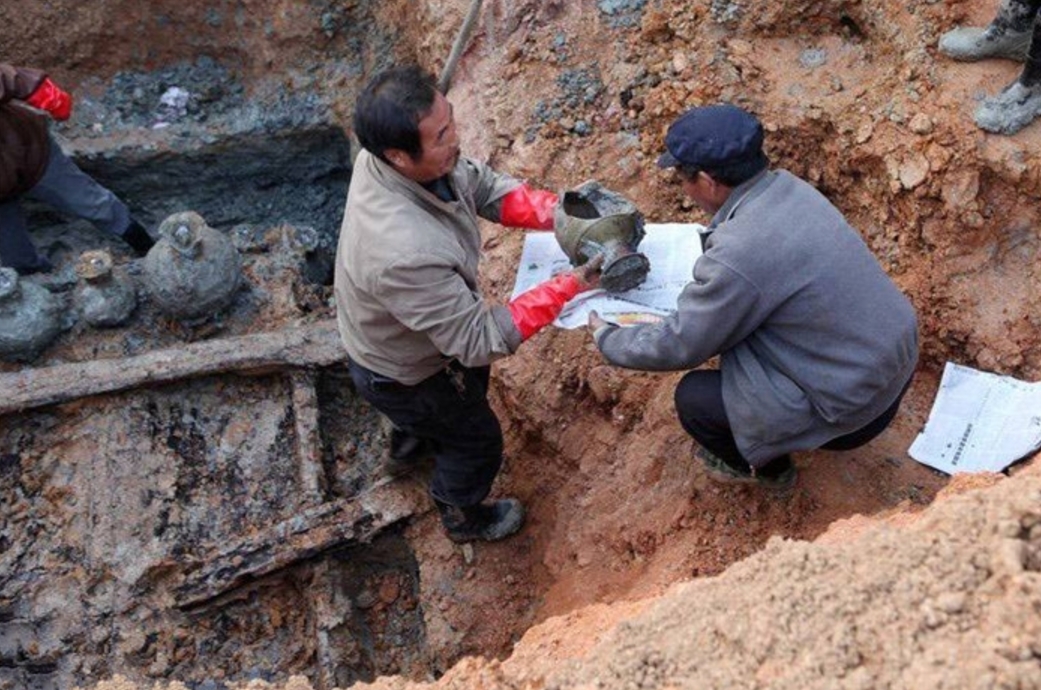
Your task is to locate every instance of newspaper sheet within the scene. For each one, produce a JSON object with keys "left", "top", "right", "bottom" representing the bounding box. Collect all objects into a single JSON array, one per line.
[
  {"left": 908, "top": 361, "right": 1041, "bottom": 474},
  {"left": 510, "top": 222, "right": 703, "bottom": 329}
]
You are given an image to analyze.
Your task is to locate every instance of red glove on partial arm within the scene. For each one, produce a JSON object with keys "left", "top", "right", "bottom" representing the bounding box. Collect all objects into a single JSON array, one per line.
[
  {"left": 499, "top": 184, "right": 558, "bottom": 230},
  {"left": 508, "top": 272, "right": 583, "bottom": 341},
  {"left": 26, "top": 78, "right": 72, "bottom": 121}
]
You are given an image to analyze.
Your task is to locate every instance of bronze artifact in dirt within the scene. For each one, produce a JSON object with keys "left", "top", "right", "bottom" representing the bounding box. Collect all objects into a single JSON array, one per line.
[
  {"left": 554, "top": 180, "right": 650, "bottom": 293},
  {"left": 0, "top": 267, "right": 64, "bottom": 362},
  {"left": 74, "top": 250, "right": 137, "bottom": 327},
  {"left": 142, "top": 210, "right": 243, "bottom": 321}
]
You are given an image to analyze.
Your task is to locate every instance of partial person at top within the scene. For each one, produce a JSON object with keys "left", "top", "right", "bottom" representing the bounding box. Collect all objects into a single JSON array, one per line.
[
  {"left": 334, "top": 65, "right": 600, "bottom": 544},
  {"left": 0, "top": 63, "right": 154, "bottom": 275},
  {"left": 938, "top": 0, "right": 1041, "bottom": 134},
  {"left": 590, "top": 104, "right": 918, "bottom": 489}
]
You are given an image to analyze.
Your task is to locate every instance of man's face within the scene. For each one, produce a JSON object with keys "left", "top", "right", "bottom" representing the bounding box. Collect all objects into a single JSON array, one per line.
[
  {"left": 677, "top": 169, "right": 726, "bottom": 215},
  {"left": 391, "top": 91, "right": 461, "bottom": 183}
]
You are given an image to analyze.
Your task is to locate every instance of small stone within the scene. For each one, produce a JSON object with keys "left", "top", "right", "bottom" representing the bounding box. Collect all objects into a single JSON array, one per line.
[
  {"left": 672, "top": 51, "right": 689, "bottom": 74},
  {"left": 799, "top": 47, "right": 828, "bottom": 68},
  {"left": 909, "top": 113, "right": 934, "bottom": 134},
  {"left": 898, "top": 153, "right": 930, "bottom": 189},
  {"left": 936, "top": 592, "right": 966, "bottom": 614},
  {"left": 941, "top": 170, "right": 980, "bottom": 210},
  {"left": 995, "top": 538, "right": 1026, "bottom": 573},
  {"left": 855, "top": 120, "right": 874, "bottom": 144}
]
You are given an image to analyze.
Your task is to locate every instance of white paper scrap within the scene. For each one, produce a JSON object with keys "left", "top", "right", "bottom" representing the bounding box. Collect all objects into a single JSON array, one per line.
[{"left": 908, "top": 362, "right": 1041, "bottom": 474}]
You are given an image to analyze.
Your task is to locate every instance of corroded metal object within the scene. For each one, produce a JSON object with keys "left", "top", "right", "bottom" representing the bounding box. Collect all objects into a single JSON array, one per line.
[
  {"left": 142, "top": 211, "right": 243, "bottom": 321},
  {"left": 74, "top": 250, "right": 137, "bottom": 328},
  {"left": 554, "top": 180, "right": 650, "bottom": 292},
  {"left": 0, "top": 267, "right": 63, "bottom": 362}
]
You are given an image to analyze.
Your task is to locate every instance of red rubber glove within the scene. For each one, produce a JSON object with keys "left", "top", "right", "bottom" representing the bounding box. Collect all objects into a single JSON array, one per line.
[
  {"left": 508, "top": 272, "right": 583, "bottom": 341},
  {"left": 26, "top": 78, "right": 72, "bottom": 121},
  {"left": 500, "top": 184, "right": 558, "bottom": 230}
]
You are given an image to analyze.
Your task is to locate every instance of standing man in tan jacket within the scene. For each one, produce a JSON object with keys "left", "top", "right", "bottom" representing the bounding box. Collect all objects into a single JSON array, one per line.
[
  {"left": 335, "top": 65, "right": 599, "bottom": 544},
  {"left": 1, "top": 63, "right": 154, "bottom": 274}
]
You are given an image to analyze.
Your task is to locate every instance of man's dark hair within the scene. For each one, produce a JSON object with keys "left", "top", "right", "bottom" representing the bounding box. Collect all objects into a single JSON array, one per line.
[
  {"left": 700, "top": 152, "right": 769, "bottom": 188},
  {"left": 353, "top": 65, "right": 438, "bottom": 163}
]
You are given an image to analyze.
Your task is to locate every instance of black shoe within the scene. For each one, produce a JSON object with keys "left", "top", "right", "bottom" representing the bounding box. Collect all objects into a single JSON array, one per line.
[
  {"left": 122, "top": 221, "right": 155, "bottom": 256},
  {"left": 436, "top": 498, "right": 525, "bottom": 544},
  {"left": 8, "top": 256, "right": 55, "bottom": 276}
]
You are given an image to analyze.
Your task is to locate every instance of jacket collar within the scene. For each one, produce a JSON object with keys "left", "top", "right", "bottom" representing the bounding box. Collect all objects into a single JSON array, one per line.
[
  {"left": 702, "top": 169, "right": 774, "bottom": 235},
  {"left": 364, "top": 150, "right": 461, "bottom": 210}
]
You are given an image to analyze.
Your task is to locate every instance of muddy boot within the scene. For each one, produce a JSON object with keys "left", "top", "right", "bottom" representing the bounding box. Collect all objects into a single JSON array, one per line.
[
  {"left": 121, "top": 220, "right": 156, "bottom": 256},
  {"left": 975, "top": 79, "right": 1041, "bottom": 134},
  {"left": 939, "top": 24, "right": 1032, "bottom": 61},
  {"left": 435, "top": 498, "right": 525, "bottom": 544},
  {"left": 696, "top": 447, "right": 797, "bottom": 490}
]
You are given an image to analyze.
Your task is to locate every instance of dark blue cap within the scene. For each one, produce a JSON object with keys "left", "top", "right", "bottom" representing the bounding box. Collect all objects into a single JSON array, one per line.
[{"left": 657, "top": 104, "right": 765, "bottom": 170}]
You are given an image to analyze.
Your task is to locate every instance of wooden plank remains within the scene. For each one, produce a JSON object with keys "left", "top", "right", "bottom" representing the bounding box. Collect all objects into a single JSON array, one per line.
[
  {"left": 175, "top": 479, "right": 427, "bottom": 609},
  {"left": 0, "top": 319, "right": 347, "bottom": 416}
]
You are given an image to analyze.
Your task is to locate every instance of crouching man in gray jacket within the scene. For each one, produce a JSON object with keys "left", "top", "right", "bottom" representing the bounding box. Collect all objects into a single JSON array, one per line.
[{"left": 590, "top": 104, "right": 918, "bottom": 489}]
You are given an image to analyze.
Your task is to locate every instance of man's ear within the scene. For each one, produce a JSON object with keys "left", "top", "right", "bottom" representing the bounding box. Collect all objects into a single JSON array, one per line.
[
  {"left": 702, "top": 173, "right": 733, "bottom": 207},
  {"left": 384, "top": 149, "right": 410, "bottom": 168}
]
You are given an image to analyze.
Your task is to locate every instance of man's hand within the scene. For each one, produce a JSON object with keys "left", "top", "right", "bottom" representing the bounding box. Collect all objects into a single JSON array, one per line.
[
  {"left": 573, "top": 254, "right": 604, "bottom": 291},
  {"left": 500, "top": 185, "right": 558, "bottom": 229},
  {"left": 588, "top": 309, "right": 609, "bottom": 331},
  {"left": 26, "top": 77, "right": 72, "bottom": 121}
]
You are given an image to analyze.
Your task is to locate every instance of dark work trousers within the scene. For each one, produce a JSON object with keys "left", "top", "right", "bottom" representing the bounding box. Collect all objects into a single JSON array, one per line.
[
  {"left": 348, "top": 359, "right": 504, "bottom": 508},
  {"left": 674, "top": 369, "right": 910, "bottom": 469},
  {"left": 996, "top": 0, "right": 1041, "bottom": 84},
  {"left": 0, "top": 135, "right": 131, "bottom": 274}
]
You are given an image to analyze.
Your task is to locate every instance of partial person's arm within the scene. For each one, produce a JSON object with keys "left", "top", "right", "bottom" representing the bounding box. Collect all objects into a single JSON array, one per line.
[
  {"left": 464, "top": 159, "right": 558, "bottom": 229},
  {"left": 498, "top": 184, "right": 557, "bottom": 229},
  {"left": 0, "top": 64, "right": 71, "bottom": 120},
  {"left": 593, "top": 255, "right": 766, "bottom": 371},
  {"left": 508, "top": 256, "right": 602, "bottom": 339},
  {"left": 378, "top": 252, "right": 599, "bottom": 367},
  {"left": 0, "top": 64, "right": 46, "bottom": 105}
]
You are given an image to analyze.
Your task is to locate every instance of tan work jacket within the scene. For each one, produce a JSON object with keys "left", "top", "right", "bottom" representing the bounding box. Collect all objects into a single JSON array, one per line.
[{"left": 334, "top": 149, "right": 523, "bottom": 384}]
